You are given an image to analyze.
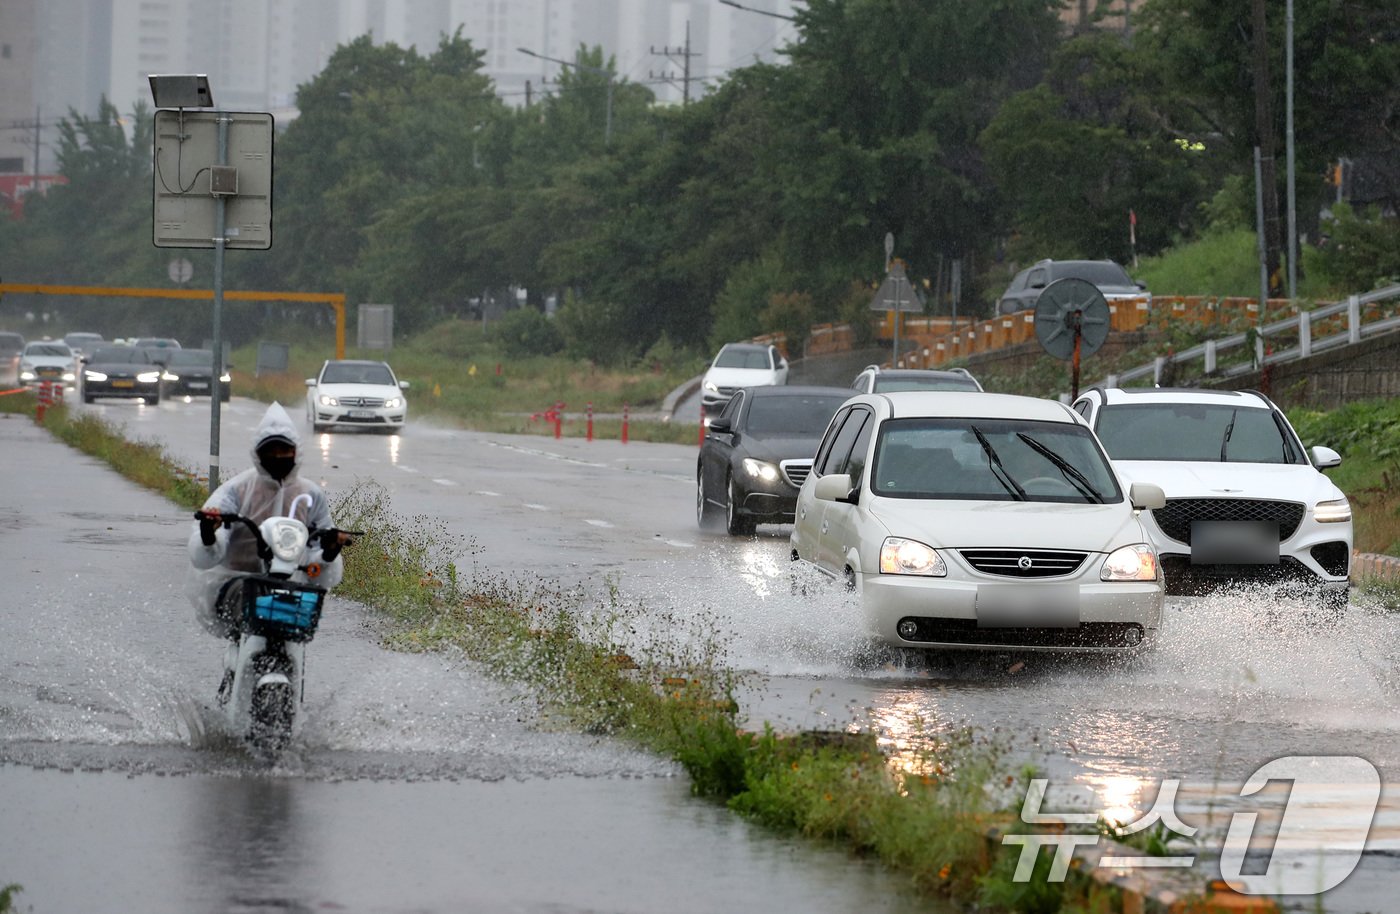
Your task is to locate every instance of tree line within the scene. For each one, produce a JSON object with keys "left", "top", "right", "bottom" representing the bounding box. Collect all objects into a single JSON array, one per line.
[{"left": 2, "top": 0, "right": 1396, "bottom": 360}]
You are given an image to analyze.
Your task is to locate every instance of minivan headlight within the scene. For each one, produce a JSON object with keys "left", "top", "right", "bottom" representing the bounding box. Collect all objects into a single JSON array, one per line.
[
  {"left": 879, "top": 537, "right": 947, "bottom": 576},
  {"left": 1313, "top": 498, "right": 1351, "bottom": 524},
  {"left": 1101, "top": 544, "right": 1159, "bottom": 581}
]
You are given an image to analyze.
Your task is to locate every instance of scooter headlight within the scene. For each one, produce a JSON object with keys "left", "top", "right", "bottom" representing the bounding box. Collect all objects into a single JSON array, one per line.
[{"left": 266, "top": 519, "right": 310, "bottom": 563}]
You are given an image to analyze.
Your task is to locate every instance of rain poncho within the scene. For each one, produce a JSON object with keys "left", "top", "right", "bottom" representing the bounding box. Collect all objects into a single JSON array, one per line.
[{"left": 187, "top": 402, "right": 343, "bottom": 637}]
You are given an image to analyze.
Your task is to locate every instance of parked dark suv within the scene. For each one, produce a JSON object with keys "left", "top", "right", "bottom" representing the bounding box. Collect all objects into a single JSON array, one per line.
[{"left": 997, "top": 260, "right": 1149, "bottom": 316}]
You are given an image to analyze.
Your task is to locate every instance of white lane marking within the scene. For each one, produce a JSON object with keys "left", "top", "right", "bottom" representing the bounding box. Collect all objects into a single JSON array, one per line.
[
  {"left": 433, "top": 478, "right": 459, "bottom": 487},
  {"left": 483, "top": 440, "right": 606, "bottom": 469},
  {"left": 523, "top": 503, "right": 549, "bottom": 511},
  {"left": 473, "top": 490, "right": 501, "bottom": 497},
  {"left": 664, "top": 539, "right": 696, "bottom": 549},
  {"left": 584, "top": 519, "right": 613, "bottom": 528},
  {"left": 398, "top": 465, "right": 420, "bottom": 474}
]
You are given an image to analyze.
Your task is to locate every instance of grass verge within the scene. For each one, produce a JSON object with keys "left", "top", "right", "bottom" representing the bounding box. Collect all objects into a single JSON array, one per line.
[{"left": 12, "top": 391, "right": 1197, "bottom": 913}]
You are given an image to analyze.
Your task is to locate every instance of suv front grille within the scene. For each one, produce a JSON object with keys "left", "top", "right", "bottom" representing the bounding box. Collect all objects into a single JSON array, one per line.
[
  {"left": 1153, "top": 499, "right": 1304, "bottom": 545},
  {"left": 960, "top": 549, "right": 1088, "bottom": 578},
  {"left": 780, "top": 460, "right": 812, "bottom": 488}
]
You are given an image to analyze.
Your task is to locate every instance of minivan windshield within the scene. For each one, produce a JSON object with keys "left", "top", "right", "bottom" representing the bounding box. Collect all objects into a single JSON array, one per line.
[
  {"left": 872, "top": 418, "right": 1121, "bottom": 504},
  {"left": 1095, "top": 403, "right": 1305, "bottom": 464},
  {"left": 713, "top": 347, "right": 772, "bottom": 370}
]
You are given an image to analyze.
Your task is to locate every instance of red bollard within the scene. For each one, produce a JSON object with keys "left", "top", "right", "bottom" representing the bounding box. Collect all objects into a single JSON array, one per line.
[
  {"left": 35, "top": 381, "right": 49, "bottom": 422},
  {"left": 586, "top": 402, "right": 594, "bottom": 442},
  {"left": 554, "top": 400, "right": 564, "bottom": 439},
  {"left": 698, "top": 400, "right": 706, "bottom": 447},
  {"left": 621, "top": 403, "right": 630, "bottom": 444}
]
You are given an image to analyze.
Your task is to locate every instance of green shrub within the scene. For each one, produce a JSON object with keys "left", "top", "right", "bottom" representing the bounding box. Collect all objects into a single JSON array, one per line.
[{"left": 488, "top": 307, "right": 564, "bottom": 359}]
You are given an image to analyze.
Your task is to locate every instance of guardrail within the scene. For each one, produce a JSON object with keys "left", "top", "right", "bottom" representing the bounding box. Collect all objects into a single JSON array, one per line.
[{"left": 1097, "top": 283, "right": 1400, "bottom": 388}]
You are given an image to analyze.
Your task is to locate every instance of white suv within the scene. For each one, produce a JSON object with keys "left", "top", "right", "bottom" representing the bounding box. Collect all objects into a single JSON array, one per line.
[
  {"left": 1070, "top": 388, "right": 1351, "bottom": 607},
  {"left": 701, "top": 343, "right": 788, "bottom": 415},
  {"left": 791, "top": 391, "right": 1167, "bottom": 653}
]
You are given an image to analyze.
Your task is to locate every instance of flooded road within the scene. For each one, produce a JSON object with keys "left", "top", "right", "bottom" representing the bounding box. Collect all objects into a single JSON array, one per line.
[{"left": 7, "top": 397, "right": 1399, "bottom": 911}]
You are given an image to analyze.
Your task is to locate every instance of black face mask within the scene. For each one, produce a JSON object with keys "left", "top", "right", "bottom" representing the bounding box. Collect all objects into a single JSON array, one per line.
[{"left": 259, "top": 454, "right": 296, "bottom": 481}]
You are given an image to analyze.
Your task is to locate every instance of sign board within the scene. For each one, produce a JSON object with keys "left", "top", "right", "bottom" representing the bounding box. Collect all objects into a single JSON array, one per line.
[
  {"left": 869, "top": 260, "right": 925, "bottom": 313},
  {"left": 357, "top": 304, "right": 394, "bottom": 350},
  {"left": 255, "top": 341, "right": 290, "bottom": 377},
  {"left": 153, "top": 110, "right": 273, "bottom": 249}
]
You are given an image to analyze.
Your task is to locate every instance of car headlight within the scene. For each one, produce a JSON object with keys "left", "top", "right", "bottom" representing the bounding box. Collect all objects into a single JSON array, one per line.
[
  {"left": 384, "top": 397, "right": 403, "bottom": 409},
  {"left": 1313, "top": 498, "right": 1351, "bottom": 524},
  {"left": 162, "top": 371, "right": 180, "bottom": 381},
  {"left": 84, "top": 370, "right": 108, "bottom": 381},
  {"left": 19, "top": 370, "right": 34, "bottom": 381},
  {"left": 879, "top": 537, "right": 947, "bottom": 576},
  {"left": 219, "top": 372, "right": 231, "bottom": 383},
  {"left": 318, "top": 394, "right": 338, "bottom": 406},
  {"left": 741, "top": 457, "right": 779, "bottom": 482},
  {"left": 62, "top": 371, "right": 75, "bottom": 381},
  {"left": 136, "top": 371, "right": 160, "bottom": 383},
  {"left": 1101, "top": 544, "right": 1159, "bottom": 581},
  {"left": 703, "top": 380, "right": 718, "bottom": 393}
]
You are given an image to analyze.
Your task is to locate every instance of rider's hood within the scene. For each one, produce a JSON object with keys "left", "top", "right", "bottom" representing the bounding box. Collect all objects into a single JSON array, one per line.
[{"left": 249, "top": 402, "right": 303, "bottom": 481}]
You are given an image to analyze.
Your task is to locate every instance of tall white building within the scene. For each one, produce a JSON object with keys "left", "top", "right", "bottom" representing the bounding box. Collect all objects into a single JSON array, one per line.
[{"left": 25, "top": 0, "right": 800, "bottom": 139}]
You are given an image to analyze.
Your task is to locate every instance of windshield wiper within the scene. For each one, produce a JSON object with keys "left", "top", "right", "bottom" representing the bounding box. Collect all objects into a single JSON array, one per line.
[
  {"left": 1220, "top": 408, "right": 1238, "bottom": 462},
  {"left": 1016, "top": 433, "right": 1105, "bottom": 504},
  {"left": 970, "top": 425, "right": 1027, "bottom": 501}
]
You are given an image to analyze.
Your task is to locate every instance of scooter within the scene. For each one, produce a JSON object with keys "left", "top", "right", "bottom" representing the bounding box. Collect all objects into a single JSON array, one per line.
[{"left": 194, "top": 496, "right": 355, "bottom": 751}]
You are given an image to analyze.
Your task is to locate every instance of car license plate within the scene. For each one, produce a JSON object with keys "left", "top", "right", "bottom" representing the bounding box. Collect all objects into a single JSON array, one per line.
[
  {"left": 112, "top": 380, "right": 134, "bottom": 388},
  {"left": 975, "top": 584, "right": 1080, "bottom": 628},
  {"left": 349, "top": 409, "right": 375, "bottom": 418},
  {"left": 1191, "top": 521, "right": 1279, "bottom": 564},
  {"left": 188, "top": 382, "right": 208, "bottom": 389}
]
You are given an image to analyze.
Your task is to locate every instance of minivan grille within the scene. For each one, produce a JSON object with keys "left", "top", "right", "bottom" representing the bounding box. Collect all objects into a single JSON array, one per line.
[
  {"left": 780, "top": 460, "right": 812, "bottom": 488},
  {"left": 959, "top": 549, "right": 1087, "bottom": 578},
  {"left": 1153, "top": 499, "right": 1304, "bottom": 545}
]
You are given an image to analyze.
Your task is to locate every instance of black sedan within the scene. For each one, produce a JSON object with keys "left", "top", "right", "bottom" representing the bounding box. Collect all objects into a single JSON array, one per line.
[
  {"left": 159, "top": 348, "right": 230, "bottom": 400},
  {"left": 697, "top": 385, "right": 853, "bottom": 535},
  {"left": 81, "top": 346, "right": 162, "bottom": 404}
]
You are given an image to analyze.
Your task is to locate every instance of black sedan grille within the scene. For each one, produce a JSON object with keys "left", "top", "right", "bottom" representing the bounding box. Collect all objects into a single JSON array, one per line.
[
  {"left": 780, "top": 460, "right": 812, "bottom": 488},
  {"left": 960, "top": 549, "right": 1088, "bottom": 578},
  {"left": 1152, "top": 499, "right": 1304, "bottom": 545}
]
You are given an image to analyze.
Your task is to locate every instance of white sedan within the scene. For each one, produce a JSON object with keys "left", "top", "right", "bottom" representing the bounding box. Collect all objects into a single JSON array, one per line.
[
  {"left": 18, "top": 341, "right": 78, "bottom": 388},
  {"left": 305, "top": 359, "right": 409, "bottom": 433},
  {"left": 791, "top": 391, "right": 1167, "bottom": 654}
]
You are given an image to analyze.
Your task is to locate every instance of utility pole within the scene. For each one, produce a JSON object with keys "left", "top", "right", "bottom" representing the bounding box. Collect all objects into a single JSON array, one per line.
[
  {"left": 650, "top": 21, "right": 701, "bottom": 105},
  {"left": 525, "top": 80, "right": 533, "bottom": 108},
  {"left": 1250, "top": 0, "right": 1283, "bottom": 298}
]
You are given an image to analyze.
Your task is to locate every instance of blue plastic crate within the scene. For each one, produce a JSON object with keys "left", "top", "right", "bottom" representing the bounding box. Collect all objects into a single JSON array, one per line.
[{"left": 241, "top": 577, "right": 325, "bottom": 642}]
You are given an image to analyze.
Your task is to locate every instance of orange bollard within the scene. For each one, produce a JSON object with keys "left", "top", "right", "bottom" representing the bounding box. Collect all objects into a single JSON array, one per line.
[
  {"left": 586, "top": 402, "right": 593, "bottom": 442},
  {"left": 621, "top": 403, "right": 629, "bottom": 444},
  {"left": 554, "top": 400, "right": 564, "bottom": 439}
]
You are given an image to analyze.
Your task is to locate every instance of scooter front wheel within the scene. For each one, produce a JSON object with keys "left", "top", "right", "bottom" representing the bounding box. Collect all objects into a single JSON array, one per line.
[{"left": 248, "top": 675, "right": 294, "bottom": 750}]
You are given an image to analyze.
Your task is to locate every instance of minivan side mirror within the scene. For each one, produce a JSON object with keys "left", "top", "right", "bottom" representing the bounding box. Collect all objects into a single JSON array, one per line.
[
  {"left": 814, "top": 473, "right": 855, "bottom": 503},
  {"left": 1129, "top": 482, "right": 1167, "bottom": 511},
  {"left": 1310, "top": 445, "right": 1342, "bottom": 469}
]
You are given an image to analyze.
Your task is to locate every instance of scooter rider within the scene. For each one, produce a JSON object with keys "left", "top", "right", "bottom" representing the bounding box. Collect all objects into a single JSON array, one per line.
[{"left": 187, "top": 402, "right": 346, "bottom": 663}]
